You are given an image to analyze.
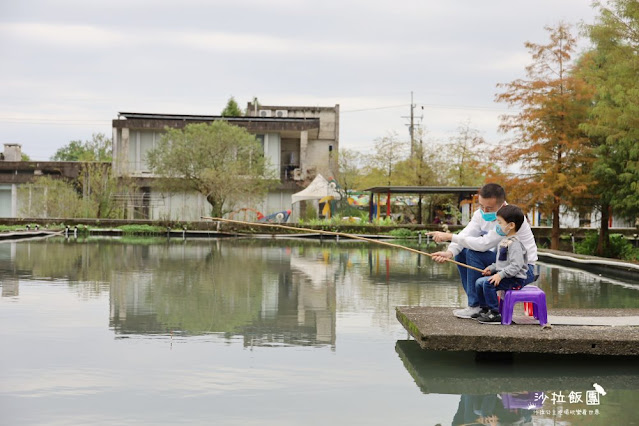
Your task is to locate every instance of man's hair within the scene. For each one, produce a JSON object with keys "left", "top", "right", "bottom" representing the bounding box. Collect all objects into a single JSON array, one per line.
[
  {"left": 479, "top": 183, "right": 506, "bottom": 202},
  {"left": 497, "top": 204, "right": 525, "bottom": 231}
]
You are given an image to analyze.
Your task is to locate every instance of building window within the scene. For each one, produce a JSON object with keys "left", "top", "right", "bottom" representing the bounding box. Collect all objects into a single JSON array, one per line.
[
  {"left": 128, "top": 130, "right": 162, "bottom": 173},
  {"left": 256, "top": 134, "right": 265, "bottom": 152}
]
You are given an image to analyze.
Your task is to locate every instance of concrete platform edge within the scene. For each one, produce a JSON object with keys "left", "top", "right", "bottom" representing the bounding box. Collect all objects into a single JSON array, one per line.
[{"left": 396, "top": 306, "right": 639, "bottom": 357}]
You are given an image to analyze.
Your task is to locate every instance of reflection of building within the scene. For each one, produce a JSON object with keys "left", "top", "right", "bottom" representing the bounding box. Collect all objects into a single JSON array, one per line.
[
  {"left": 0, "top": 242, "right": 18, "bottom": 297},
  {"left": 1, "top": 276, "right": 19, "bottom": 297},
  {"left": 108, "top": 243, "right": 337, "bottom": 347},
  {"left": 110, "top": 271, "right": 161, "bottom": 334},
  {"left": 244, "top": 251, "right": 337, "bottom": 347},
  {"left": 2, "top": 277, "right": 20, "bottom": 297}
]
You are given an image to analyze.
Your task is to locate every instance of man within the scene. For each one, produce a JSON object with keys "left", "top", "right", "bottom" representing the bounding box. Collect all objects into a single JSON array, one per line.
[{"left": 428, "top": 183, "right": 538, "bottom": 319}]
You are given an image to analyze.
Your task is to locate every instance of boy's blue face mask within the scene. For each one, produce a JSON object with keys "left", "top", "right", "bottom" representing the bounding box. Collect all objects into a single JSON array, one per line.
[
  {"left": 495, "top": 224, "right": 508, "bottom": 236},
  {"left": 480, "top": 209, "right": 497, "bottom": 222}
]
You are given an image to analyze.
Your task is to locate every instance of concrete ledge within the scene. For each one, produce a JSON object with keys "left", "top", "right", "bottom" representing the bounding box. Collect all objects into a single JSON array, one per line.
[
  {"left": 397, "top": 306, "right": 639, "bottom": 356},
  {"left": 538, "top": 248, "right": 639, "bottom": 281},
  {"left": 87, "top": 229, "right": 241, "bottom": 238},
  {"left": 0, "top": 230, "right": 62, "bottom": 241}
]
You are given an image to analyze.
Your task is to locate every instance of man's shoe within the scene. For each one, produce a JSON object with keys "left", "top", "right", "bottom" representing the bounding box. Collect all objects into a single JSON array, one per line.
[
  {"left": 478, "top": 311, "right": 502, "bottom": 324},
  {"left": 471, "top": 308, "right": 489, "bottom": 319},
  {"left": 453, "top": 306, "right": 482, "bottom": 319}
]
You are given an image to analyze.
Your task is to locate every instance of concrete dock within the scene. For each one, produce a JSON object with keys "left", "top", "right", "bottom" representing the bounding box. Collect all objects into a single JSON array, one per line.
[
  {"left": 397, "top": 307, "right": 639, "bottom": 356},
  {"left": 0, "top": 230, "right": 62, "bottom": 241}
]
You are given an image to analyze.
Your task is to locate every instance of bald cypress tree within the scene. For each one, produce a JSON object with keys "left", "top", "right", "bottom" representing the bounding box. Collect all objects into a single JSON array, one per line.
[{"left": 495, "top": 23, "right": 594, "bottom": 249}]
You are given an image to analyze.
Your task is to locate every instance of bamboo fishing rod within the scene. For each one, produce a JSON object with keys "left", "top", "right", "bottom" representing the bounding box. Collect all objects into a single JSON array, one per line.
[{"left": 202, "top": 216, "right": 484, "bottom": 273}]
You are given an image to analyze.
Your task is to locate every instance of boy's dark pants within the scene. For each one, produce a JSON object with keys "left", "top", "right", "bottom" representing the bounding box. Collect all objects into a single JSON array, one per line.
[{"left": 475, "top": 276, "right": 526, "bottom": 312}]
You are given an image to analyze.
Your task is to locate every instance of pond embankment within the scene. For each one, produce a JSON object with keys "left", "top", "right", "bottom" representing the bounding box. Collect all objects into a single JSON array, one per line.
[
  {"left": 2, "top": 219, "right": 638, "bottom": 278},
  {"left": 538, "top": 249, "right": 639, "bottom": 281}
]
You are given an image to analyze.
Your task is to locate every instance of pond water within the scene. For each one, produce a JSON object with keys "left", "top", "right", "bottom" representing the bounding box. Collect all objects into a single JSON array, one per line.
[{"left": 1, "top": 237, "right": 638, "bottom": 425}]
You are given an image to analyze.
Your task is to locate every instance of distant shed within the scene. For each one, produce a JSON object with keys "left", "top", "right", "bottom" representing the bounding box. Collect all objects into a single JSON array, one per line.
[{"left": 362, "top": 186, "right": 480, "bottom": 224}]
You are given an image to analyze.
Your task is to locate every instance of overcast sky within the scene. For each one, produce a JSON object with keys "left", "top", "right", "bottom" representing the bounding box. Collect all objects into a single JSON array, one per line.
[{"left": 0, "top": 0, "right": 598, "bottom": 160}]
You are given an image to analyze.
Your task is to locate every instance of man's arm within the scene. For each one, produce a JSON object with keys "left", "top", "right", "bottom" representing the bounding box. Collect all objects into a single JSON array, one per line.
[
  {"left": 446, "top": 213, "right": 483, "bottom": 256},
  {"left": 451, "top": 230, "right": 502, "bottom": 253}
]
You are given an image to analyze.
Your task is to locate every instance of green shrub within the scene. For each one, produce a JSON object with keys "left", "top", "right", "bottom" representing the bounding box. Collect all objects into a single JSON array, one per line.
[
  {"left": 575, "top": 232, "right": 637, "bottom": 260},
  {"left": 117, "top": 224, "right": 164, "bottom": 235},
  {"left": 373, "top": 216, "right": 395, "bottom": 226},
  {"left": 0, "top": 224, "right": 41, "bottom": 232},
  {"left": 388, "top": 228, "right": 414, "bottom": 238},
  {"left": 302, "top": 204, "right": 317, "bottom": 222}
]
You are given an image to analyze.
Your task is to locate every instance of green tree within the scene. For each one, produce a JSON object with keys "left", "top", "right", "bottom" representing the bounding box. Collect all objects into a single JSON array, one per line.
[
  {"left": 51, "top": 133, "right": 112, "bottom": 161},
  {"left": 393, "top": 128, "right": 445, "bottom": 223},
  {"left": 365, "top": 131, "right": 408, "bottom": 186},
  {"left": 495, "top": 23, "right": 594, "bottom": 249},
  {"left": 146, "top": 121, "right": 277, "bottom": 217},
  {"left": 78, "top": 163, "right": 135, "bottom": 218},
  {"left": 445, "top": 120, "right": 490, "bottom": 186},
  {"left": 337, "top": 148, "right": 364, "bottom": 194},
  {"left": 21, "top": 153, "right": 30, "bottom": 161},
  {"left": 18, "top": 169, "right": 133, "bottom": 219},
  {"left": 221, "top": 96, "right": 243, "bottom": 117},
  {"left": 18, "top": 176, "right": 84, "bottom": 218},
  {"left": 580, "top": 0, "right": 639, "bottom": 256}
]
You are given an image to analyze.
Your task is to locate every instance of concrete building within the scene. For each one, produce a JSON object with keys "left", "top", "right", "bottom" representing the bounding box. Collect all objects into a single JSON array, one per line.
[
  {"left": 111, "top": 103, "right": 340, "bottom": 221},
  {"left": 0, "top": 143, "right": 89, "bottom": 218}
]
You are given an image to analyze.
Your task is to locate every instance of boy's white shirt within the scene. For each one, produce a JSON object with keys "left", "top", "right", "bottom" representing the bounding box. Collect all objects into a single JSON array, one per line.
[{"left": 448, "top": 208, "right": 538, "bottom": 263}]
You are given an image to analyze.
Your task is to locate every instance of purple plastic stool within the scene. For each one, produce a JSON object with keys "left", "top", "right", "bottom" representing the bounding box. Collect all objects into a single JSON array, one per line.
[{"left": 499, "top": 285, "right": 548, "bottom": 326}]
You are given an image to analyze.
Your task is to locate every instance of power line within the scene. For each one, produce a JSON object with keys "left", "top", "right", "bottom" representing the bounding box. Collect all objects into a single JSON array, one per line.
[
  {"left": 0, "top": 101, "right": 518, "bottom": 127},
  {"left": 417, "top": 102, "right": 515, "bottom": 112},
  {"left": 0, "top": 121, "right": 106, "bottom": 126},
  {"left": 0, "top": 117, "right": 107, "bottom": 126},
  {"left": 341, "top": 104, "right": 408, "bottom": 113},
  {"left": 340, "top": 102, "right": 516, "bottom": 114}
]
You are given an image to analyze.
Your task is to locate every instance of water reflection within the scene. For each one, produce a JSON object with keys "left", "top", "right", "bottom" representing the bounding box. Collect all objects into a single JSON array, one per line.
[
  {"left": 106, "top": 241, "right": 337, "bottom": 347},
  {"left": 2, "top": 237, "right": 639, "bottom": 424},
  {"left": 0, "top": 242, "right": 18, "bottom": 297},
  {"left": 535, "top": 262, "right": 639, "bottom": 309},
  {"left": 396, "top": 339, "right": 639, "bottom": 425},
  {"left": 452, "top": 393, "right": 536, "bottom": 425},
  {"left": 9, "top": 238, "right": 337, "bottom": 347},
  {"left": 4, "top": 238, "right": 639, "bottom": 338}
]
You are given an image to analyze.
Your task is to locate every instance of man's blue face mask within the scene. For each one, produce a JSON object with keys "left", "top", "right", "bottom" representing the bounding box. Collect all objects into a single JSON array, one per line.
[{"left": 480, "top": 209, "right": 497, "bottom": 222}]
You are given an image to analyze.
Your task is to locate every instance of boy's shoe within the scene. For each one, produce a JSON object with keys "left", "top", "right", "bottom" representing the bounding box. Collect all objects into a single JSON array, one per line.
[
  {"left": 453, "top": 306, "right": 481, "bottom": 319},
  {"left": 478, "top": 311, "right": 502, "bottom": 324},
  {"left": 471, "top": 308, "right": 489, "bottom": 319}
]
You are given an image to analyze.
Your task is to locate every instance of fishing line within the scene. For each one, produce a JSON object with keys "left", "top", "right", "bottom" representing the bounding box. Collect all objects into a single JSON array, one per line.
[{"left": 202, "top": 216, "right": 484, "bottom": 273}]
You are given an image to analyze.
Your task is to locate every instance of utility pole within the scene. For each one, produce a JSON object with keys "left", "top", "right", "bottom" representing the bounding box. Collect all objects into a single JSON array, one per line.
[
  {"left": 410, "top": 91, "right": 415, "bottom": 155},
  {"left": 402, "top": 92, "right": 422, "bottom": 156},
  {"left": 401, "top": 92, "right": 427, "bottom": 223}
]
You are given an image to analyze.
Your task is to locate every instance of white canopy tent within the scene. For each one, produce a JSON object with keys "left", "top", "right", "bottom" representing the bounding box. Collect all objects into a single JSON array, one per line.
[{"left": 291, "top": 174, "right": 341, "bottom": 204}]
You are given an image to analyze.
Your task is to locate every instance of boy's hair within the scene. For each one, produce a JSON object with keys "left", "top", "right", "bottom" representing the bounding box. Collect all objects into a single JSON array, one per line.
[
  {"left": 497, "top": 204, "right": 525, "bottom": 231},
  {"left": 479, "top": 183, "right": 506, "bottom": 202}
]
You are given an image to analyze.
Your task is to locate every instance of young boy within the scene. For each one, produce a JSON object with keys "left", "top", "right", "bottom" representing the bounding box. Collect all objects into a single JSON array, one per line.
[{"left": 473, "top": 204, "right": 530, "bottom": 324}]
